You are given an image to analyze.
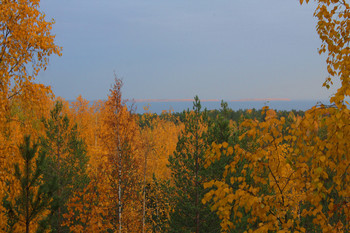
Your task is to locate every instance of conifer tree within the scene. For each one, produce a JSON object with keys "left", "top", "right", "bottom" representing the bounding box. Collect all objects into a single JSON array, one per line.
[
  {"left": 205, "top": 101, "right": 234, "bottom": 181},
  {"left": 40, "top": 101, "right": 89, "bottom": 233},
  {"left": 2, "top": 136, "right": 55, "bottom": 233},
  {"left": 168, "top": 96, "right": 220, "bottom": 233},
  {"left": 204, "top": 103, "right": 257, "bottom": 232}
]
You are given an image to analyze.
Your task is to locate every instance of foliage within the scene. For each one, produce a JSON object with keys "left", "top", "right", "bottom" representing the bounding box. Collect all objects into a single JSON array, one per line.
[
  {"left": 98, "top": 77, "right": 143, "bottom": 232},
  {"left": 168, "top": 96, "right": 221, "bottom": 233},
  {"left": 2, "top": 0, "right": 350, "bottom": 232},
  {"left": 203, "top": 0, "right": 350, "bottom": 232},
  {"left": 145, "top": 175, "right": 174, "bottom": 233},
  {"left": 2, "top": 136, "right": 55, "bottom": 233},
  {"left": 40, "top": 101, "right": 89, "bottom": 233},
  {"left": 300, "top": 0, "right": 350, "bottom": 106},
  {"left": 0, "top": 0, "right": 61, "bottom": 125}
]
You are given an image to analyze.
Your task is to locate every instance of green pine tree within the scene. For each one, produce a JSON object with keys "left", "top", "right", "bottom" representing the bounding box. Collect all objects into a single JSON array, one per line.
[
  {"left": 205, "top": 102, "right": 253, "bottom": 232},
  {"left": 167, "top": 96, "right": 221, "bottom": 233},
  {"left": 205, "top": 100, "right": 234, "bottom": 181},
  {"left": 40, "top": 101, "right": 89, "bottom": 233},
  {"left": 2, "top": 136, "right": 56, "bottom": 233}
]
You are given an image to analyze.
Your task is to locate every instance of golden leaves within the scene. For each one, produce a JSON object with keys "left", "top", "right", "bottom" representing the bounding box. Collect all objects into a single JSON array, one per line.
[
  {"left": 312, "top": 0, "right": 350, "bottom": 105},
  {"left": 139, "top": 112, "right": 181, "bottom": 180},
  {"left": 0, "top": 2, "right": 61, "bottom": 216},
  {"left": 204, "top": 101, "right": 350, "bottom": 232}
]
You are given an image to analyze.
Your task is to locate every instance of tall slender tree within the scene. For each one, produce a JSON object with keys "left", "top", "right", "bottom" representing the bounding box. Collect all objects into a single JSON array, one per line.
[
  {"left": 0, "top": 0, "right": 61, "bottom": 224},
  {"left": 99, "top": 77, "right": 142, "bottom": 232},
  {"left": 168, "top": 96, "right": 220, "bottom": 233},
  {"left": 2, "top": 136, "right": 56, "bottom": 233},
  {"left": 137, "top": 109, "right": 182, "bottom": 232},
  {"left": 40, "top": 101, "right": 89, "bottom": 233}
]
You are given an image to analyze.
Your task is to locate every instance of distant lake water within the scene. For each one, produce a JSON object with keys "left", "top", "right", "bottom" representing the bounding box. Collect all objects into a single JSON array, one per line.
[{"left": 129, "top": 100, "right": 330, "bottom": 114}]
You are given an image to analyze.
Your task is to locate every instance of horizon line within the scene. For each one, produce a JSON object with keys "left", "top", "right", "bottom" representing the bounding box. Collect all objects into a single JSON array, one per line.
[{"left": 132, "top": 98, "right": 291, "bottom": 103}]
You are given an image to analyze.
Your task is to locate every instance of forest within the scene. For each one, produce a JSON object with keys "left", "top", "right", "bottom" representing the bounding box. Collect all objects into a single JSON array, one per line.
[{"left": 1, "top": 0, "right": 350, "bottom": 232}]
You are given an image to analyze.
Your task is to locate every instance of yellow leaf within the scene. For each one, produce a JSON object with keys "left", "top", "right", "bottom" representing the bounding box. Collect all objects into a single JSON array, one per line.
[
  {"left": 319, "top": 156, "right": 326, "bottom": 162},
  {"left": 227, "top": 146, "right": 234, "bottom": 155}
]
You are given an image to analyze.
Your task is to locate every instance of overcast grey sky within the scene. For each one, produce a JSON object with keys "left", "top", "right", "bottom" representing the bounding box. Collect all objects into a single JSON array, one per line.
[{"left": 37, "top": 0, "right": 337, "bottom": 101}]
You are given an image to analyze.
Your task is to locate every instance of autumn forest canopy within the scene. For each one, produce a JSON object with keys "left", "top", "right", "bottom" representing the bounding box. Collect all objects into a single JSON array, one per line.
[{"left": 1, "top": 0, "right": 350, "bottom": 232}]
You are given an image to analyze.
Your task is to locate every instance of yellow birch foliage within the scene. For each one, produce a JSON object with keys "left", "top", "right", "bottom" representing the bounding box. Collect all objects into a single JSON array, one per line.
[
  {"left": 140, "top": 111, "right": 181, "bottom": 180},
  {"left": 204, "top": 104, "right": 350, "bottom": 232},
  {"left": 62, "top": 182, "right": 107, "bottom": 233},
  {"left": 204, "top": 0, "right": 350, "bottom": 231},
  {"left": 292, "top": 0, "right": 350, "bottom": 229},
  {"left": 69, "top": 95, "right": 100, "bottom": 158},
  {"left": 301, "top": 0, "right": 350, "bottom": 106},
  {"left": 291, "top": 105, "right": 350, "bottom": 232},
  {"left": 0, "top": 1, "right": 60, "bottom": 229},
  {"left": 98, "top": 78, "right": 143, "bottom": 232},
  {"left": 0, "top": 0, "right": 61, "bottom": 125},
  {"left": 62, "top": 93, "right": 147, "bottom": 232},
  {"left": 0, "top": 88, "right": 52, "bottom": 232},
  {"left": 44, "top": 96, "right": 101, "bottom": 232},
  {"left": 60, "top": 90, "right": 136, "bottom": 232},
  {"left": 139, "top": 110, "right": 182, "bottom": 231},
  {"left": 203, "top": 108, "right": 303, "bottom": 232}
]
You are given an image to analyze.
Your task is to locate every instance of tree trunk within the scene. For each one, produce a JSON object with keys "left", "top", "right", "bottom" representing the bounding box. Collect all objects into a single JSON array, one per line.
[
  {"left": 195, "top": 126, "right": 200, "bottom": 233},
  {"left": 118, "top": 132, "right": 122, "bottom": 233},
  {"left": 142, "top": 145, "right": 149, "bottom": 233},
  {"left": 118, "top": 157, "right": 122, "bottom": 233},
  {"left": 26, "top": 150, "right": 30, "bottom": 233},
  {"left": 57, "top": 126, "right": 62, "bottom": 233}
]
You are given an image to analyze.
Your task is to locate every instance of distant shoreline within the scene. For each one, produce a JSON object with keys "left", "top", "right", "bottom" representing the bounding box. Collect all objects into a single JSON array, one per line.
[
  {"left": 132, "top": 98, "right": 291, "bottom": 103},
  {"left": 65, "top": 99, "right": 330, "bottom": 114},
  {"left": 129, "top": 100, "right": 329, "bottom": 114}
]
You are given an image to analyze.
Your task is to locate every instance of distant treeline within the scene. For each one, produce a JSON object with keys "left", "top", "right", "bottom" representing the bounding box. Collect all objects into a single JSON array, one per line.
[{"left": 138, "top": 100, "right": 305, "bottom": 128}]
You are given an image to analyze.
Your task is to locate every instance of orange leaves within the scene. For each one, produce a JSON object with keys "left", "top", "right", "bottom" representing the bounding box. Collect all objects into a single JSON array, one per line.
[
  {"left": 63, "top": 184, "right": 110, "bottom": 233},
  {"left": 96, "top": 77, "right": 143, "bottom": 232},
  {"left": 0, "top": 0, "right": 61, "bottom": 98},
  {"left": 139, "top": 112, "right": 181, "bottom": 180},
  {"left": 310, "top": 0, "right": 350, "bottom": 105},
  {"left": 202, "top": 180, "right": 234, "bottom": 231},
  {"left": 299, "top": 0, "right": 310, "bottom": 5},
  {"left": 205, "top": 101, "right": 350, "bottom": 231},
  {"left": 0, "top": 2, "right": 60, "bottom": 223},
  {"left": 204, "top": 109, "right": 304, "bottom": 232}
]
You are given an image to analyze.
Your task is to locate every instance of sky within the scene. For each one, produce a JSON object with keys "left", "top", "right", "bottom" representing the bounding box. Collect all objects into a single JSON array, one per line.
[{"left": 37, "top": 0, "right": 338, "bottom": 101}]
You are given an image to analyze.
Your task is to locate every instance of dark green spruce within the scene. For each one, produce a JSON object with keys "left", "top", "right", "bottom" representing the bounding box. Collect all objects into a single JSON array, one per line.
[
  {"left": 40, "top": 101, "right": 89, "bottom": 233},
  {"left": 167, "top": 96, "right": 221, "bottom": 233},
  {"left": 2, "top": 136, "right": 56, "bottom": 233},
  {"left": 205, "top": 100, "right": 234, "bottom": 181}
]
